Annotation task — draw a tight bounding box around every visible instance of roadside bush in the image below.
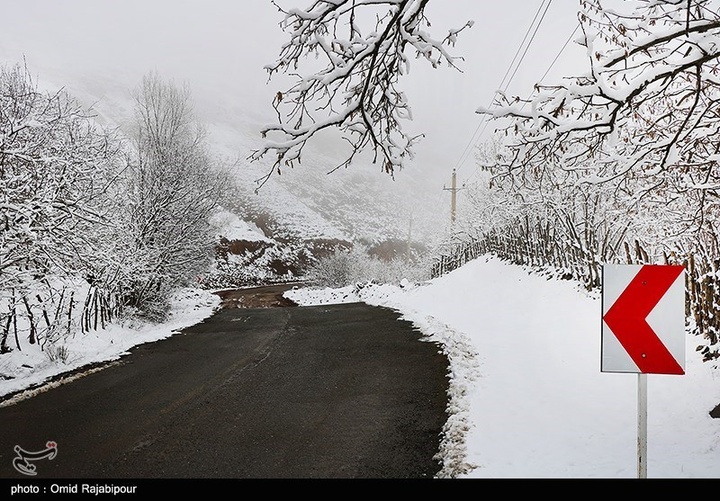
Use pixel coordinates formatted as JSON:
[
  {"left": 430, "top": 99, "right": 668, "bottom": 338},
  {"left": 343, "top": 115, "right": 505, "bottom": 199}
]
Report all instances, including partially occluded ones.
[{"left": 306, "top": 246, "right": 431, "bottom": 288}]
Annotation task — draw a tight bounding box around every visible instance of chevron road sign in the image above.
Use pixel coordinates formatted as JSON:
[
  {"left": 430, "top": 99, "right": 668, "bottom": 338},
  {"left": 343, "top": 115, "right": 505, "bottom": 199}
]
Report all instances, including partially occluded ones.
[{"left": 601, "top": 264, "right": 686, "bottom": 375}]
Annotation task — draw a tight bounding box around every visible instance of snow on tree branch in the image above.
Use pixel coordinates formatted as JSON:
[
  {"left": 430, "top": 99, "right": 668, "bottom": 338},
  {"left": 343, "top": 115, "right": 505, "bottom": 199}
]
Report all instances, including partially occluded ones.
[
  {"left": 477, "top": 0, "right": 720, "bottom": 235},
  {"left": 250, "top": 0, "right": 472, "bottom": 190},
  {"left": 0, "top": 63, "right": 125, "bottom": 290}
]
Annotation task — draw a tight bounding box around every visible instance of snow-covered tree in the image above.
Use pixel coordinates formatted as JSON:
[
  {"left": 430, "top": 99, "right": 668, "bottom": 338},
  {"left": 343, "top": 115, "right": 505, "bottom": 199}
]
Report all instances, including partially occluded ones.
[
  {"left": 251, "top": 0, "right": 473, "bottom": 187},
  {"left": 118, "top": 73, "right": 232, "bottom": 318},
  {"left": 307, "top": 244, "right": 430, "bottom": 287},
  {"left": 0, "top": 63, "right": 124, "bottom": 289},
  {"left": 465, "top": 0, "right": 720, "bottom": 347},
  {"left": 0, "top": 63, "right": 127, "bottom": 350},
  {"left": 479, "top": 0, "right": 720, "bottom": 239}
]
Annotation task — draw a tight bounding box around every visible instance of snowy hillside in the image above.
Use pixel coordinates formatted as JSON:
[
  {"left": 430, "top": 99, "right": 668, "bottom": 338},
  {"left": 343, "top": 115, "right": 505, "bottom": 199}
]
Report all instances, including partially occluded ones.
[
  {"left": 0, "top": 0, "right": 458, "bottom": 281},
  {"left": 189, "top": 94, "right": 450, "bottom": 248},
  {"left": 21, "top": 69, "right": 448, "bottom": 253}
]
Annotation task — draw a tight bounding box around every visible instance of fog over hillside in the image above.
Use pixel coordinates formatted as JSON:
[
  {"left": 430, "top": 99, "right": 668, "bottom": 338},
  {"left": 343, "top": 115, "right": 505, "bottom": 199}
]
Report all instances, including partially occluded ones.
[
  {"left": 0, "top": 1, "right": 462, "bottom": 250},
  {"left": 0, "top": 0, "right": 582, "bottom": 251},
  {"left": 1, "top": 61, "right": 446, "bottom": 250}
]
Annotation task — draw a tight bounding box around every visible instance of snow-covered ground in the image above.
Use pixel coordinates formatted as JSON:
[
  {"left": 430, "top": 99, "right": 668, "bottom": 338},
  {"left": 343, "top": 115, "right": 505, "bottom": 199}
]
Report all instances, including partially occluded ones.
[
  {"left": 2, "top": 255, "right": 719, "bottom": 478},
  {"left": 208, "top": 207, "right": 274, "bottom": 243},
  {"left": 286, "top": 255, "right": 720, "bottom": 478}
]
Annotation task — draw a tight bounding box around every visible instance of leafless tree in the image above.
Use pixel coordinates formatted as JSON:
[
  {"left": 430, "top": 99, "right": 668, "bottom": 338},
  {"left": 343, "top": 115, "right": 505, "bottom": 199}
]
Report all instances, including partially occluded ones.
[
  {"left": 119, "top": 73, "right": 232, "bottom": 318},
  {"left": 0, "top": 62, "right": 124, "bottom": 291},
  {"left": 0, "top": 62, "right": 127, "bottom": 349}
]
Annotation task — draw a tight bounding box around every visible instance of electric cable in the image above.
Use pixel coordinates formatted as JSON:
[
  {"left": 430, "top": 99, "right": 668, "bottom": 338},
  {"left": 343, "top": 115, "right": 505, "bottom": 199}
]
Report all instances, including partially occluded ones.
[
  {"left": 451, "top": 0, "right": 553, "bottom": 176},
  {"left": 460, "top": 20, "right": 581, "bottom": 186}
]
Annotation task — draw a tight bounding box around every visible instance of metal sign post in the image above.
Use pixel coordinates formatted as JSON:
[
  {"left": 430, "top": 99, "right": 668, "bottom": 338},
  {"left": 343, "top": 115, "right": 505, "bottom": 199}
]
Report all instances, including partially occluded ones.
[
  {"left": 637, "top": 373, "right": 647, "bottom": 479},
  {"left": 601, "top": 264, "right": 686, "bottom": 479}
]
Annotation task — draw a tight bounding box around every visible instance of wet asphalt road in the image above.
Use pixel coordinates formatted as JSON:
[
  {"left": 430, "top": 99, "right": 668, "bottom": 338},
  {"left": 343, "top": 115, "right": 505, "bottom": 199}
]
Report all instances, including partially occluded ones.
[{"left": 0, "top": 290, "right": 450, "bottom": 479}]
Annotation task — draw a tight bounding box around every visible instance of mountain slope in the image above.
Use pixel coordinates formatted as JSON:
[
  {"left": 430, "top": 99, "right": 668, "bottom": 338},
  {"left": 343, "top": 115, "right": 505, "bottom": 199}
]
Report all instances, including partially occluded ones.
[{"left": 28, "top": 70, "right": 448, "bottom": 256}]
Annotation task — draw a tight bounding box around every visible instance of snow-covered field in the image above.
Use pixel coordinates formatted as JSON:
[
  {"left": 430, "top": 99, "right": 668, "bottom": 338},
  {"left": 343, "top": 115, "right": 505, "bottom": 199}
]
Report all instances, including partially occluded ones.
[{"left": 2, "top": 254, "right": 719, "bottom": 478}]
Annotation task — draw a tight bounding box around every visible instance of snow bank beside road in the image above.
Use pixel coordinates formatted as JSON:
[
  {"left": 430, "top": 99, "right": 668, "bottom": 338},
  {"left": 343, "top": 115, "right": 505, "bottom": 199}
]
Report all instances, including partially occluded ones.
[
  {"left": 0, "top": 288, "right": 220, "bottom": 401},
  {"left": 286, "top": 255, "right": 720, "bottom": 478}
]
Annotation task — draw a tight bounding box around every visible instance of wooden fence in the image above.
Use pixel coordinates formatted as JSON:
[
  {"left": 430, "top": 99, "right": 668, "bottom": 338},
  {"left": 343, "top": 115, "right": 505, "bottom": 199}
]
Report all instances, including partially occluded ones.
[
  {"left": 1, "top": 284, "right": 119, "bottom": 354},
  {"left": 432, "top": 219, "right": 720, "bottom": 360}
]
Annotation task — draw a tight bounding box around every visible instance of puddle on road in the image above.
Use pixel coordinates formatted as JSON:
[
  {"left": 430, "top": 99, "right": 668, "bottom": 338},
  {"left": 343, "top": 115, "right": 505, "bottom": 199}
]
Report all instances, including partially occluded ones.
[{"left": 213, "top": 286, "right": 299, "bottom": 309}]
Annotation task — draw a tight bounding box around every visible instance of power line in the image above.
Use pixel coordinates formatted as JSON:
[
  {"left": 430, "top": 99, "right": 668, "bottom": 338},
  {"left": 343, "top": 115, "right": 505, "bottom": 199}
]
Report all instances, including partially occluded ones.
[
  {"left": 497, "top": 0, "right": 550, "bottom": 93},
  {"left": 452, "top": 0, "right": 553, "bottom": 175},
  {"left": 537, "top": 22, "right": 581, "bottom": 88},
  {"left": 459, "top": 18, "right": 583, "bottom": 188},
  {"left": 503, "top": 0, "right": 554, "bottom": 94}
]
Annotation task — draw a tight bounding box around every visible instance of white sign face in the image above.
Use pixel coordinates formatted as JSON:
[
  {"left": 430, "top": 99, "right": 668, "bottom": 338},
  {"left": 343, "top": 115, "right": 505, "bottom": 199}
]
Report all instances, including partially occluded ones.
[{"left": 601, "top": 264, "right": 685, "bottom": 375}]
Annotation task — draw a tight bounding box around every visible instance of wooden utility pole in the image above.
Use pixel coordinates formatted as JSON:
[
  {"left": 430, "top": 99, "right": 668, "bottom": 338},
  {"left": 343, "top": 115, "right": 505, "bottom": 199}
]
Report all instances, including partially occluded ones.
[{"left": 443, "top": 169, "right": 460, "bottom": 224}]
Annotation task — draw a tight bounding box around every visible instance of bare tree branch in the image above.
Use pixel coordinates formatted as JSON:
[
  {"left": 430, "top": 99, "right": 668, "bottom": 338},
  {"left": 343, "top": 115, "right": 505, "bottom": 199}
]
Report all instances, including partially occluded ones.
[{"left": 250, "top": 0, "right": 472, "bottom": 190}]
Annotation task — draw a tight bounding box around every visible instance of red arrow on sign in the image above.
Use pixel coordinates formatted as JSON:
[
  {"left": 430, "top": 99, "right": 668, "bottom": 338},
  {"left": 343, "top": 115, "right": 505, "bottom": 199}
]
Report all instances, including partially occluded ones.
[{"left": 603, "top": 265, "right": 684, "bottom": 375}]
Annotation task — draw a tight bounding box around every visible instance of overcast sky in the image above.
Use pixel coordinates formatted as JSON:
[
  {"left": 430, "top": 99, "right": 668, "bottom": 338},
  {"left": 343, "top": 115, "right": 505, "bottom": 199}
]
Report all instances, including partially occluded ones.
[{"left": 0, "top": 0, "right": 585, "bottom": 189}]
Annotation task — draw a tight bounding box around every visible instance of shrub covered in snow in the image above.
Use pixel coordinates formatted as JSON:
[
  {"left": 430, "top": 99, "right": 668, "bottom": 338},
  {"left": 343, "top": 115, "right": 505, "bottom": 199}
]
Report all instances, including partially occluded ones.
[{"left": 306, "top": 245, "right": 431, "bottom": 288}]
